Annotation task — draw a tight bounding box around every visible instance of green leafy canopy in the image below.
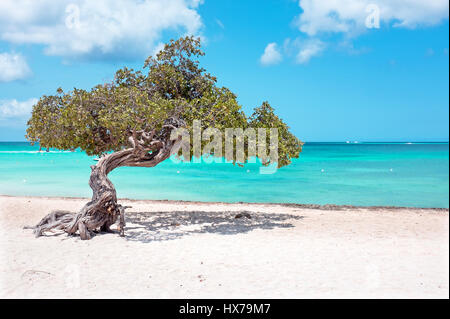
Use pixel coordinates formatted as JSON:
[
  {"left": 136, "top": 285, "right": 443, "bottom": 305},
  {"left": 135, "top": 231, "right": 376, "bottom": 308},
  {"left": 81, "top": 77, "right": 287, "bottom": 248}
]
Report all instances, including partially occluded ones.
[{"left": 26, "top": 36, "right": 303, "bottom": 168}]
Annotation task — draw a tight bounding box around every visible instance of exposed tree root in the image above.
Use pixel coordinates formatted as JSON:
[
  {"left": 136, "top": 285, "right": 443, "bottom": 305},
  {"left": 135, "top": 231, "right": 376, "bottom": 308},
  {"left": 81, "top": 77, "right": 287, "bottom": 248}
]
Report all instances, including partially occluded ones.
[{"left": 31, "top": 204, "right": 127, "bottom": 240}]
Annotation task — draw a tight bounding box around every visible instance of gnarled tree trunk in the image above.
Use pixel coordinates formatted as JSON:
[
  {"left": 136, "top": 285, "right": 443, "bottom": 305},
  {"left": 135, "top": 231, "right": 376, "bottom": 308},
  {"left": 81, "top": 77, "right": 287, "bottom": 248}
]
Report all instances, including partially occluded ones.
[{"left": 31, "top": 119, "right": 183, "bottom": 240}]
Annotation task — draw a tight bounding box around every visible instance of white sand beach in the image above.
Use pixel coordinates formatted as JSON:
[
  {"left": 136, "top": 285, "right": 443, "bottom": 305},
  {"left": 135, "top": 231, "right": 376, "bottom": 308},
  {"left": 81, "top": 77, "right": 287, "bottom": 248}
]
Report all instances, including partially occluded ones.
[{"left": 0, "top": 195, "right": 448, "bottom": 298}]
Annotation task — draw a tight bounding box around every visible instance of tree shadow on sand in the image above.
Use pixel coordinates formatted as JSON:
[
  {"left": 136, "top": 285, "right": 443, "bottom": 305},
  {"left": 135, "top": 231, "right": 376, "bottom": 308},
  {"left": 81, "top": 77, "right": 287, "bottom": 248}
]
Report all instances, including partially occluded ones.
[{"left": 124, "top": 210, "right": 304, "bottom": 243}]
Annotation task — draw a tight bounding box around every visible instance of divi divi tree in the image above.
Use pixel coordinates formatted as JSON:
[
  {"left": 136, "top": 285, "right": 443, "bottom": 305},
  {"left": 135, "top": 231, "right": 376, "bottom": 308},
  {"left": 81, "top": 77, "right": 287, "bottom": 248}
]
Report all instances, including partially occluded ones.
[{"left": 26, "top": 37, "right": 303, "bottom": 240}]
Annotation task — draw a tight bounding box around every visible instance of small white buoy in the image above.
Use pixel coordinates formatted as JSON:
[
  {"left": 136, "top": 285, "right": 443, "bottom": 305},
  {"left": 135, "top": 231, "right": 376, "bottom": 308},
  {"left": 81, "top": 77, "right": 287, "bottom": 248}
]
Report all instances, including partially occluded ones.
[
  {"left": 177, "top": 170, "right": 180, "bottom": 174},
  {"left": 246, "top": 169, "right": 250, "bottom": 173},
  {"left": 321, "top": 169, "right": 325, "bottom": 173},
  {"left": 23, "top": 179, "right": 27, "bottom": 183},
  {"left": 390, "top": 168, "right": 393, "bottom": 172}
]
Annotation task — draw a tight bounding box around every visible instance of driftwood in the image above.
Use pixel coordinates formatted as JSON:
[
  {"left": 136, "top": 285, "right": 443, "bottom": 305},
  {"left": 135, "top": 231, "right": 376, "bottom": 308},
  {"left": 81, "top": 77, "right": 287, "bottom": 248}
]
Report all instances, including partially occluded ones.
[{"left": 31, "top": 118, "right": 184, "bottom": 240}]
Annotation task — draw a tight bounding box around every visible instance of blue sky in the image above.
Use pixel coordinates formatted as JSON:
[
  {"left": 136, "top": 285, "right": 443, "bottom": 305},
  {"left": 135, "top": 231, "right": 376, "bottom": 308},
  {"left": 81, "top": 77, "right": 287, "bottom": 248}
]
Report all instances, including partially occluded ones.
[{"left": 0, "top": 0, "right": 448, "bottom": 142}]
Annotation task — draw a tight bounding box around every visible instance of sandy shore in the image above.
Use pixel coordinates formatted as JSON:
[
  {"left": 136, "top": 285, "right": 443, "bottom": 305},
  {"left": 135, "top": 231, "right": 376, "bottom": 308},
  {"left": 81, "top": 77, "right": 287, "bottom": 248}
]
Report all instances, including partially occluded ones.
[{"left": 0, "top": 195, "right": 448, "bottom": 298}]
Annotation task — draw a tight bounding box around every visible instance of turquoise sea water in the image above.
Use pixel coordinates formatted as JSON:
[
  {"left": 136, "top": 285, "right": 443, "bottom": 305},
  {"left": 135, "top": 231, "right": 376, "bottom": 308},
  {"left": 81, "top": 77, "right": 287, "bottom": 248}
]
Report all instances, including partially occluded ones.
[{"left": 0, "top": 142, "right": 448, "bottom": 208}]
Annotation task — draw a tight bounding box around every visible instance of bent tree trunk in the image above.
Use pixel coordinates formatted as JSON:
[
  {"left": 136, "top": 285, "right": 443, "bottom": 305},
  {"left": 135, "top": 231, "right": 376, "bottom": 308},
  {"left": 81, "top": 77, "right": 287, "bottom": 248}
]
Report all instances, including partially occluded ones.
[
  {"left": 32, "top": 120, "right": 182, "bottom": 240},
  {"left": 32, "top": 149, "right": 132, "bottom": 239}
]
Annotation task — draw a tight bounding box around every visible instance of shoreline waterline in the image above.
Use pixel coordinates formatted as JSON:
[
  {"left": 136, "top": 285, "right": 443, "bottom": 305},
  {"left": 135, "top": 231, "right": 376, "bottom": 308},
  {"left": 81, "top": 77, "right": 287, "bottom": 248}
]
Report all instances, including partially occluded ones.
[{"left": 1, "top": 194, "right": 448, "bottom": 211}]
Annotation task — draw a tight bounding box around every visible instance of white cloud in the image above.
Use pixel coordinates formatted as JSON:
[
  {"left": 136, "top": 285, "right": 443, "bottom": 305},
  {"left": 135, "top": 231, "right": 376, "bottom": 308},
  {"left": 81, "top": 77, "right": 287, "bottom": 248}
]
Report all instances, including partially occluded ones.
[
  {"left": 151, "top": 42, "right": 166, "bottom": 57},
  {"left": 0, "top": 0, "right": 204, "bottom": 60},
  {"left": 260, "top": 43, "right": 282, "bottom": 65},
  {"left": 296, "top": 0, "right": 449, "bottom": 36},
  {"left": 0, "top": 98, "right": 38, "bottom": 120},
  {"left": 0, "top": 52, "right": 31, "bottom": 82},
  {"left": 287, "top": 0, "right": 449, "bottom": 63},
  {"left": 296, "top": 39, "right": 325, "bottom": 64}
]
